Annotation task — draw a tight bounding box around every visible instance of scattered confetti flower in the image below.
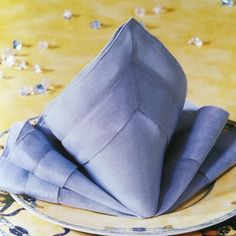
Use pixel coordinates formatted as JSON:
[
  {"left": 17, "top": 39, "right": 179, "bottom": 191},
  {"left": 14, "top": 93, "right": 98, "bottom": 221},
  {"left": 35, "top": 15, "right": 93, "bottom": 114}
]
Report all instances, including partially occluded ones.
[
  {"left": 134, "top": 7, "right": 146, "bottom": 16},
  {"left": 33, "top": 84, "right": 46, "bottom": 94},
  {"left": 90, "top": 20, "right": 101, "bottom": 29},
  {"left": 16, "top": 59, "right": 28, "bottom": 70},
  {"left": 221, "top": 0, "right": 234, "bottom": 6},
  {"left": 4, "top": 55, "right": 15, "bottom": 67},
  {"left": 12, "top": 40, "right": 22, "bottom": 50},
  {"left": 188, "top": 37, "right": 203, "bottom": 47},
  {"left": 41, "top": 78, "right": 51, "bottom": 90},
  {"left": 33, "top": 64, "right": 42, "bottom": 74},
  {"left": 37, "top": 41, "right": 49, "bottom": 50},
  {"left": 153, "top": 6, "right": 163, "bottom": 14},
  {"left": 20, "top": 79, "right": 52, "bottom": 96},
  {"left": 19, "top": 86, "right": 32, "bottom": 96},
  {"left": 1, "top": 49, "right": 15, "bottom": 67},
  {"left": 63, "top": 10, "right": 73, "bottom": 20}
]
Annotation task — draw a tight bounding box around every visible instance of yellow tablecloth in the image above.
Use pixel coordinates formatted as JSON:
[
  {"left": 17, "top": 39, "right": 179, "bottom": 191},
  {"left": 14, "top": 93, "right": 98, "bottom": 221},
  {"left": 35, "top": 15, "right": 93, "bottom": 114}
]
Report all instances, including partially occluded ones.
[{"left": 0, "top": 0, "right": 235, "bottom": 235}]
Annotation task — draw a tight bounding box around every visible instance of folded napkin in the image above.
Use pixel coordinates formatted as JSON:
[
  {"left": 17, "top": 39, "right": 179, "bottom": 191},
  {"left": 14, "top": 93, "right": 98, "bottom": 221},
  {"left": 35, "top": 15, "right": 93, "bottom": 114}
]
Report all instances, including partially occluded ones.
[{"left": 1, "top": 18, "right": 236, "bottom": 218}]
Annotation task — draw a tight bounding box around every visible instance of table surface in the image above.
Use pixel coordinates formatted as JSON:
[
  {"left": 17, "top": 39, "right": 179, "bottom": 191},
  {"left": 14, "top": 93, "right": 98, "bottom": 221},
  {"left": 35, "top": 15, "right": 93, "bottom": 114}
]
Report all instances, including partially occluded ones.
[{"left": 0, "top": 0, "right": 236, "bottom": 235}]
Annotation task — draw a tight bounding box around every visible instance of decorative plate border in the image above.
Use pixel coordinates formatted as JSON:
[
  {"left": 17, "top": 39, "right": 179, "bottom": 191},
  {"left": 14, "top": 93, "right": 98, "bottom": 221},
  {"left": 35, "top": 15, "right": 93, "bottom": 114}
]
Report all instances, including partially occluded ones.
[{"left": 11, "top": 190, "right": 236, "bottom": 236}]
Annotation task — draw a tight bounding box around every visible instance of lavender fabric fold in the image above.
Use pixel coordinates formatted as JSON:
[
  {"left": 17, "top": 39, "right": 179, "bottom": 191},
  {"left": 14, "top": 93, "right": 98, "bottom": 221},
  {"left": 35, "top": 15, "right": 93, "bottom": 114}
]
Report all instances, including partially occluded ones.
[
  {"left": 4, "top": 121, "right": 134, "bottom": 217},
  {"left": 157, "top": 105, "right": 229, "bottom": 214},
  {"left": 1, "top": 18, "right": 236, "bottom": 218},
  {"left": 0, "top": 159, "right": 127, "bottom": 216},
  {"left": 0, "top": 129, "right": 127, "bottom": 216},
  {"left": 167, "top": 108, "right": 236, "bottom": 212}
]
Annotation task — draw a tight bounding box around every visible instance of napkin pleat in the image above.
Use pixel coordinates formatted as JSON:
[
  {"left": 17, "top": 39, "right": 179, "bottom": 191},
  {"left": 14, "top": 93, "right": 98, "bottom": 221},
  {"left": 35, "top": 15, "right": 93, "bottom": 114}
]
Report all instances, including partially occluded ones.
[
  {"left": 57, "top": 188, "right": 131, "bottom": 217},
  {"left": 7, "top": 122, "right": 77, "bottom": 188},
  {"left": 169, "top": 127, "right": 236, "bottom": 212},
  {"left": 5, "top": 121, "right": 134, "bottom": 215},
  {"left": 64, "top": 170, "right": 135, "bottom": 216},
  {"left": 0, "top": 159, "right": 130, "bottom": 216},
  {"left": 157, "top": 106, "right": 228, "bottom": 214},
  {"left": 0, "top": 160, "right": 59, "bottom": 203}
]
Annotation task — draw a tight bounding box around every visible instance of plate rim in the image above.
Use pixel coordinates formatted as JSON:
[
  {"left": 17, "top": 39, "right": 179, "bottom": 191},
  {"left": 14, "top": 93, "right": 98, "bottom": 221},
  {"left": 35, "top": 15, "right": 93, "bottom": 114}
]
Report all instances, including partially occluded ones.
[{"left": 11, "top": 193, "right": 236, "bottom": 236}]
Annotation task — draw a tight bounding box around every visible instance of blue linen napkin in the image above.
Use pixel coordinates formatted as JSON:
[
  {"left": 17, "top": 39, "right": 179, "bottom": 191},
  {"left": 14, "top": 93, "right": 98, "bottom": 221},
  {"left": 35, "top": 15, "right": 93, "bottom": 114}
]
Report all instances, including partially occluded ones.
[{"left": 0, "top": 18, "right": 236, "bottom": 218}]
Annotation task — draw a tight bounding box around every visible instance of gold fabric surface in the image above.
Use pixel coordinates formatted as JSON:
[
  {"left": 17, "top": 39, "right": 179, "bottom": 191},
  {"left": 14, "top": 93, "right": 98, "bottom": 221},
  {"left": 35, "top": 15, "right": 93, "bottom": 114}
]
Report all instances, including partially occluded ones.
[{"left": 0, "top": 0, "right": 235, "bottom": 235}]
